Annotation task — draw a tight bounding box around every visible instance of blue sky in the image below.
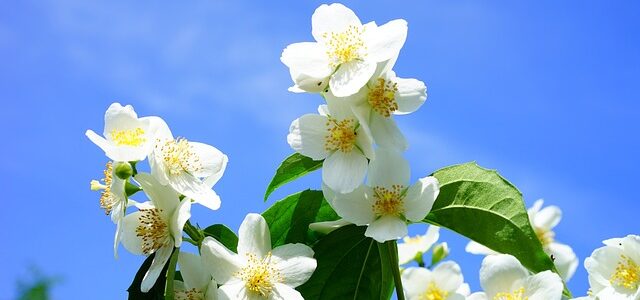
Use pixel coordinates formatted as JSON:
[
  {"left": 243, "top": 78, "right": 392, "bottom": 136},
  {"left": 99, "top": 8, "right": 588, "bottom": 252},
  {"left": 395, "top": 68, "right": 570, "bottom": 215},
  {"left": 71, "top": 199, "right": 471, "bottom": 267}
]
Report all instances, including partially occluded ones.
[{"left": 1, "top": 0, "right": 638, "bottom": 298}]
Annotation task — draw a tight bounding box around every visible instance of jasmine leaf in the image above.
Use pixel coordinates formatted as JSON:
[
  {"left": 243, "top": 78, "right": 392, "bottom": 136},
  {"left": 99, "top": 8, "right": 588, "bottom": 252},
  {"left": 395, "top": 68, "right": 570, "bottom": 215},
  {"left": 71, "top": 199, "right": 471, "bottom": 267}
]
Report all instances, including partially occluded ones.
[{"left": 264, "top": 153, "right": 323, "bottom": 201}]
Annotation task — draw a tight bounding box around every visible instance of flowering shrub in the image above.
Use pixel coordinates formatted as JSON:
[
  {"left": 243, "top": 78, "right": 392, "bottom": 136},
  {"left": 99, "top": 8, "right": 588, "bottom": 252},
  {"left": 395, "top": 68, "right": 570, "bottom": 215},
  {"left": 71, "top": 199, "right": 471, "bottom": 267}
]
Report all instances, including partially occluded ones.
[{"left": 86, "top": 3, "right": 637, "bottom": 300}]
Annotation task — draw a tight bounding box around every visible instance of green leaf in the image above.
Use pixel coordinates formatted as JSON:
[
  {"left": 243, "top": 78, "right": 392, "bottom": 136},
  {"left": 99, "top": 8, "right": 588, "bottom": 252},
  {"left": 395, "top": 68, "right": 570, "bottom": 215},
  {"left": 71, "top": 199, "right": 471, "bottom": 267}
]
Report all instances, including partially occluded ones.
[
  {"left": 203, "top": 224, "right": 239, "bottom": 252},
  {"left": 128, "top": 252, "right": 169, "bottom": 300},
  {"left": 297, "top": 225, "right": 394, "bottom": 300},
  {"left": 425, "top": 162, "right": 571, "bottom": 296},
  {"left": 163, "top": 247, "right": 180, "bottom": 300},
  {"left": 264, "top": 153, "right": 323, "bottom": 201},
  {"left": 262, "top": 190, "right": 339, "bottom": 248}
]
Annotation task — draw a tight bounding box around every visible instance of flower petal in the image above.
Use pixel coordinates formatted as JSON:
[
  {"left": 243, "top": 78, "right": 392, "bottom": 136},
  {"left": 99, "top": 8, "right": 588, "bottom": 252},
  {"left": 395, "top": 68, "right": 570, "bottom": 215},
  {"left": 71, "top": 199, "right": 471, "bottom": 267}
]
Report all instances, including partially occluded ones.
[
  {"left": 355, "top": 122, "right": 375, "bottom": 160},
  {"left": 401, "top": 267, "right": 431, "bottom": 298},
  {"left": 522, "top": 271, "right": 563, "bottom": 300},
  {"left": 322, "top": 150, "right": 368, "bottom": 194},
  {"left": 479, "top": 254, "right": 529, "bottom": 297},
  {"left": 171, "top": 198, "right": 192, "bottom": 247},
  {"left": 179, "top": 252, "right": 210, "bottom": 290},
  {"left": 367, "top": 147, "right": 410, "bottom": 188},
  {"left": 288, "top": 69, "right": 329, "bottom": 93},
  {"left": 201, "top": 237, "right": 244, "bottom": 284},
  {"left": 465, "top": 241, "right": 499, "bottom": 256},
  {"left": 585, "top": 244, "right": 624, "bottom": 287},
  {"left": 432, "top": 261, "right": 464, "bottom": 292},
  {"left": 370, "top": 113, "right": 408, "bottom": 150},
  {"left": 311, "top": 3, "right": 362, "bottom": 42},
  {"left": 364, "top": 215, "right": 407, "bottom": 243},
  {"left": 327, "top": 185, "right": 376, "bottom": 226},
  {"left": 135, "top": 172, "right": 180, "bottom": 219},
  {"left": 170, "top": 173, "right": 221, "bottom": 211},
  {"left": 621, "top": 234, "right": 640, "bottom": 264},
  {"left": 120, "top": 211, "right": 145, "bottom": 255},
  {"left": 188, "top": 142, "right": 228, "bottom": 185},
  {"left": 217, "top": 280, "right": 246, "bottom": 300},
  {"left": 308, "top": 219, "right": 351, "bottom": 235},
  {"left": 205, "top": 279, "right": 219, "bottom": 300},
  {"left": 364, "top": 19, "right": 408, "bottom": 62},
  {"left": 394, "top": 77, "right": 427, "bottom": 115},
  {"left": 532, "top": 204, "right": 562, "bottom": 231},
  {"left": 272, "top": 243, "right": 317, "bottom": 288},
  {"left": 467, "top": 292, "right": 489, "bottom": 300},
  {"left": 546, "top": 242, "right": 578, "bottom": 281},
  {"left": 141, "top": 245, "right": 174, "bottom": 293},
  {"left": 85, "top": 130, "right": 117, "bottom": 159},
  {"left": 272, "top": 283, "right": 304, "bottom": 300},
  {"left": 403, "top": 176, "right": 439, "bottom": 222},
  {"left": 237, "top": 213, "right": 271, "bottom": 258},
  {"left": 330, "top": 60, "right": 377, "bottom": 97},
  {"left": 287, "top": 114, "right": 330, "bottom": 161},
  {"left": 281, "top": 42, "right": 332, "bottom": 79}
]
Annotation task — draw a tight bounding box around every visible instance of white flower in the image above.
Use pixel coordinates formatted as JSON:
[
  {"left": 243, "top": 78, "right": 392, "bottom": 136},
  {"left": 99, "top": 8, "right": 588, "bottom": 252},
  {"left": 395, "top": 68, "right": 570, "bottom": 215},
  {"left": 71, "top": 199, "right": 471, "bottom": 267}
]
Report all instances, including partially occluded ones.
[
  {"left": 120, "top": 173, "right": 192, "bottom": 292},
  {"left": 584, "top": 235, "right": 640, "bottom": 299},
  {"left": 465, "top": 199, "right": 578, "bottom": 281},
  {"left": 90, "top": 161, "right": 133, "bottom": 257},
  {"left": 281, "top": 3, "right": 407, "bottom": 97},
  {"left": 149, "top": 124, "right": 228, "bottom": 211},
  {"left": 346, "top": 61, "right": 427, "bottom": 150},
  {"left": 200, "top": 214, "right": 317, "bottom": 300},
  {"left": 402, "top": 262, "right": 468, "bottom": 300},
  {"left": 397, "top": 226, "right": 440, "bottom": 265},
  {"left": 467, "top": 254, "right": 563, "bottom": 300},
  {"left": 287, "top": 97, "right": 374, "bottom": 194},
  {"left": 175, "top": 252, "right": 218, "bottom": 300},
  {"left": 323, "top": 148, "right": 439, "bottom": 243},
  {"left": 86, "top": 103, "right": 165, "bottom": 162}
]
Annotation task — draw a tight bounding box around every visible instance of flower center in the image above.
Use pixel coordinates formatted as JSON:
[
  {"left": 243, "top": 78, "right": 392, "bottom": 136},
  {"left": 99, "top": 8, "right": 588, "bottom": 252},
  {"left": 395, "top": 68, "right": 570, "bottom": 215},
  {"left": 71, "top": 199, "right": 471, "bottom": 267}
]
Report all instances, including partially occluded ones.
[
  {"left": 175, "top": 288, "right": 204, "bottom": 300},
  {"left": 92, "top": 162, "right": 116, "bottom": 215},
  {"left": 110, "top": 128, "right": 146, "bottom": 146},
  {"left": 610, "top": 255, "right": 640, "bottom": 290},
  {"left": 534, "top": 227, "right": 555, "bottom": 248},
  {"left": 368, "top": 78, "right": 399, "bottom": 117},
  {"left": 136, "top": 208, "right": 171, "bottom": 254},
  {"left": 158, "top": 138, "right": 201, "bottom": 176},
  {"left": 235, "top": 252, "right": 283, "bottom": 297},
  {"left": 324, "top": 117, "right": 358, "bottom": 153},
  {"left": 419, "top": 282, "right": 448, "bottom": 300},
  {"left": 494, "top": 288, "right": 527, "bottom": 300},
  {"left": 322, "top": 25, "right": 366, "bottom": 67},
  {"left": 372, "top": 185, "right": 405, "bottom": 217}
]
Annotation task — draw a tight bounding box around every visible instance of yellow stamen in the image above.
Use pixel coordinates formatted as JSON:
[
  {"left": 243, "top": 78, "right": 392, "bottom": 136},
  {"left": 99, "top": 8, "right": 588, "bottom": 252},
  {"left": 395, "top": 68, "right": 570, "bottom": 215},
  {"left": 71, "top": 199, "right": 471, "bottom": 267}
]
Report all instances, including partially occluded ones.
[
  {"left": 610, "top": 255, "right": 640, "bottom": 290},
  {"left": 110, "top": 128, "right": 146, "bottom": 146},
  {"left": 372, "top": 185, "right": 405, "bottom": 217},
  {"left": 322, "top": 25, "right": 366, "bottom": 67},
  {"left": 157, "top": 138, "right": 201, "bottom": 176},
  {"left": 175, "top": 288, "right": 204, "bottom": 300},
  {"left": 494, "top": 288, "right": 527, "bottom": 300},
  {"left": 324, "top": 117, "right": 358, "bottom": 153},
  {"left": 136, "top": 208, "right": 170, "bottom": 255},
  {"left": 94, "top": 162, "right": 116, "bottom": 215},
  {"left": 419, "top": 282, "right": 448, "bottom": 300},
  {"left": 368, "top": 78, "right": 399, "bottom": 117},
  {"left": 235, "top": 252, "right": 283, "bottom": 297},
  {"left": 534, "top": 227, "right": 555, "bottom": 247}
]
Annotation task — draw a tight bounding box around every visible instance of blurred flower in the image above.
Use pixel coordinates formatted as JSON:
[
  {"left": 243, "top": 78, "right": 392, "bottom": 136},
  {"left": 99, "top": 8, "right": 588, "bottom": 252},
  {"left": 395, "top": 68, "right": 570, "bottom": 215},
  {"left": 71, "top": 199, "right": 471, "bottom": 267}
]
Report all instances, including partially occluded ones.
[
  {"left": 467, "top": 254, "right": 563, "bottom": 300},
  {"left": 288, "top": 99, "right": 374, "bottom": 194},
  {"left": 175, "top": 252, "right": 218, "bottom": 300},
  {"left": 402, "top": 262, "right": 469, "bottom": 300},
  {"left": 397, "top": 226, "right": 440, "bottom": 265},
  {"left": 150, "top": 123, "right": 228, "bottom": 211},
  {"left": 584, "top": 235, "right": 640, "bottom": 299},
  {"left": 86, "top": 103, "right": 164, "bottom": 162},
  {"left": 465, "top": 199, "right": 578, "bottom": 281},
  {"left": 200, "top": 214, "right": 317, "bottom": 300},
  {"left": 120, "top": 173, "right": 192, "bottom": 292},
  {"left": 323, "top": 148, "right": 439, "bottom": 243},
  {"left": 281, "top": 3, "right": 407, "bottom": 97}
]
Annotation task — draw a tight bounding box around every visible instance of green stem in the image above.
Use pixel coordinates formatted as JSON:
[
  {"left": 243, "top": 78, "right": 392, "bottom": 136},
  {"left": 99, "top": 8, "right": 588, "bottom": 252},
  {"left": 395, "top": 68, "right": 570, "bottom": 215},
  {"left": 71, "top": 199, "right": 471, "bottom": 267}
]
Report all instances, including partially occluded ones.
[
  {"left": 414, "top": 252, "right": 425, "bottom": 268},
  {"left": 386, "top": 240, "right": 405, "bottom": 300},
  {"left": 183, "top": 220, "right": 204, "bottom": 246}
]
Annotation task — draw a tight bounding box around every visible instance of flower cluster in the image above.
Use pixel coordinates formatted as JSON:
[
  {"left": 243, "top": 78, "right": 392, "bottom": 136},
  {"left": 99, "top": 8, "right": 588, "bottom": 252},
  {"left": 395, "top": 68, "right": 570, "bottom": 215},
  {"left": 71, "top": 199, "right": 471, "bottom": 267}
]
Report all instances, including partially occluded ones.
[
  {"left": 282, "top": 3, "right": 439, "bottom": 243},
  {"left": 86, "top": 104, "right": 316, "bottom": 298}
]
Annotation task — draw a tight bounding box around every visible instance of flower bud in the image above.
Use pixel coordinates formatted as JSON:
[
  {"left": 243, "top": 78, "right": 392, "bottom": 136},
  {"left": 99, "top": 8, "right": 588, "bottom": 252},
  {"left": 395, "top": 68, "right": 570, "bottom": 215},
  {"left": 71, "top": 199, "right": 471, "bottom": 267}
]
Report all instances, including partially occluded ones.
[
  {"left": 114, "top": 162, "right": 133, "bottom": 180},
  {"left": 431, "top": 242, "right": 449, "bottom": 266}
]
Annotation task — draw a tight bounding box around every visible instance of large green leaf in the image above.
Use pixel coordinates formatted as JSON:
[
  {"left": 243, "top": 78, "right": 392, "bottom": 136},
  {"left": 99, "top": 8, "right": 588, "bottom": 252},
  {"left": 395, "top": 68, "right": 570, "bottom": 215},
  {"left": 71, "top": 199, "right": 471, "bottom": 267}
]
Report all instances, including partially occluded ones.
[
  {"left": 297, "top": 225, "right": 394, "bottom": 300},
  {"left": 262, "top": 189, "right": 339, "bottom": 248},
  {"left": 203, "top": 224, "right": 239, "bottom": 252},
  {"left": 425, "top": 162, "right": 568, "bottom": 293},
  {"left": 128, "top": 250, "right": 173, "bottom": 300},
  {"left": 264, "top": 153, "right": 323, "bottom": 201}
]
